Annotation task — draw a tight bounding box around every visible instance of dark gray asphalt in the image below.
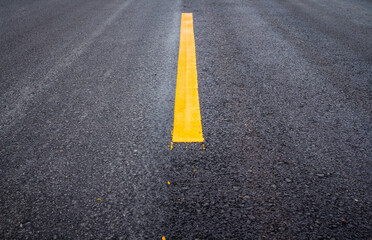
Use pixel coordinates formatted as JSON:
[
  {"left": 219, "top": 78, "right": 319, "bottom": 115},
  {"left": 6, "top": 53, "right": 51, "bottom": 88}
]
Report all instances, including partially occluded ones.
[{"left": 1, "top": 0, "right": 371, "bottom": 239}]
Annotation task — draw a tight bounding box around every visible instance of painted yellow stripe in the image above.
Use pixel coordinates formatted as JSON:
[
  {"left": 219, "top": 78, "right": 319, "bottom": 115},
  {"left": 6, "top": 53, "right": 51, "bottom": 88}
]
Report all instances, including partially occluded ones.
[{"left": 172, "top": 13, "right": 204, "bottom": 142}]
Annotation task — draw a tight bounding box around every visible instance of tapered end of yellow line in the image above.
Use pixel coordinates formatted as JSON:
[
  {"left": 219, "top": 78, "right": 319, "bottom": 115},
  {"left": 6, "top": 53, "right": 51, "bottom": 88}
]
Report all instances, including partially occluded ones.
[{"left": 172, "top": 135, "right": 204, "bottom": 143}]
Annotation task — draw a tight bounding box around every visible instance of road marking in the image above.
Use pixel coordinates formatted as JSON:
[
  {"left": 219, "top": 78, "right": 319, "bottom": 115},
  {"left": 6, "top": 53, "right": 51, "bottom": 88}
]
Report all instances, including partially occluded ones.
[{"left": 172, "top": 13, "right": 204, "bottom": 142}]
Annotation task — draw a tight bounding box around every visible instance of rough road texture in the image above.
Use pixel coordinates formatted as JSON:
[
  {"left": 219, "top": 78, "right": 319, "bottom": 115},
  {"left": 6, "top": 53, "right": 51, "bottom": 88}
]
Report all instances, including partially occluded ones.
[{"left": 1, "top": 0, "right": 371, "bottom": 239}]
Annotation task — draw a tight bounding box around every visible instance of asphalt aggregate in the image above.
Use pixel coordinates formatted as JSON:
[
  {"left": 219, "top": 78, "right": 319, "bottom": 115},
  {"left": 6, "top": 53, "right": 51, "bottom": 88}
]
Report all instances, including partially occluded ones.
[{"left": 1, "top": 0, "right": 371, "bottom": 239}]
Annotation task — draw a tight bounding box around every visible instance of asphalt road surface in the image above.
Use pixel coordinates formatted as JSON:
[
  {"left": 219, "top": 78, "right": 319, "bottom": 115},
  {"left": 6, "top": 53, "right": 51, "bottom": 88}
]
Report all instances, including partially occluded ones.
[{"left": 1, "top": 0, "right": 371, "bottom": 239}]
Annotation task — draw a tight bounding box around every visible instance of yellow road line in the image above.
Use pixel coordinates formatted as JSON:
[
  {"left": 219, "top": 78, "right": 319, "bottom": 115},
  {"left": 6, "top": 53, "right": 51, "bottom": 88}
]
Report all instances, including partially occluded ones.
[{"left": 172, "top": 13, "right": 204, "bottom": 143}]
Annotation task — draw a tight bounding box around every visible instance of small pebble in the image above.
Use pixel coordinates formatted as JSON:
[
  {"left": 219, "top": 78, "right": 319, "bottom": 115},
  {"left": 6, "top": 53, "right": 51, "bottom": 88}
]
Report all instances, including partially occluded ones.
[{"left": 248, "top": 215, "right": 256, "bottom": 220}]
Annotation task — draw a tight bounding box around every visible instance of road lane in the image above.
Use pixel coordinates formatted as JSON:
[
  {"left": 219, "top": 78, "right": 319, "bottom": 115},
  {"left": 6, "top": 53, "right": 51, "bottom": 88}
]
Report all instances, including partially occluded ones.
[
  {"left": 1, "top": 0, "right": 371, "bottom": 239},
  {"left": 168, "top": 0, "right": 371, "bottom": 238},
  {"left": 1, "top": 0, "right": 181, "bottom": 238}
]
